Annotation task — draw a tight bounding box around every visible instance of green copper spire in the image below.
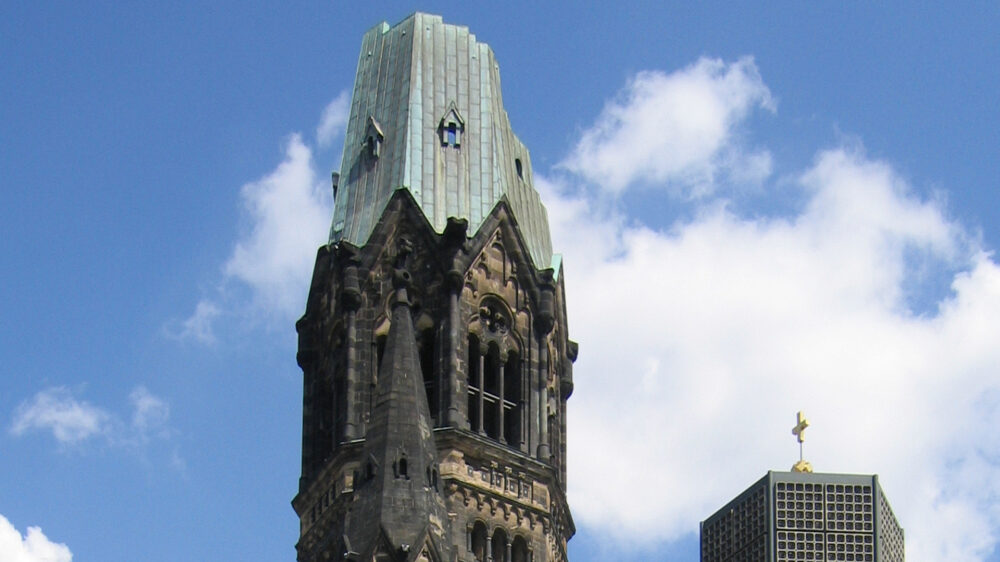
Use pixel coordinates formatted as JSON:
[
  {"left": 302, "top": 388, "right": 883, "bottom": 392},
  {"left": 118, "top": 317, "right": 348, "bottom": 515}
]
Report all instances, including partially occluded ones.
[{"left": 330, "top": 13, "right": 556, "bottom": 271}]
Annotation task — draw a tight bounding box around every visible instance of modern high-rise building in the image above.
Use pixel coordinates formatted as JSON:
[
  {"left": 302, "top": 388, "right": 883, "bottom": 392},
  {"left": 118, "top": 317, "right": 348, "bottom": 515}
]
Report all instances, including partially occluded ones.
[
  {"left": 700, "top": 471, "right": 905, "bottom": 562},
  {"left": 292, "top": 13, "right": 576, "bottom": 562}
]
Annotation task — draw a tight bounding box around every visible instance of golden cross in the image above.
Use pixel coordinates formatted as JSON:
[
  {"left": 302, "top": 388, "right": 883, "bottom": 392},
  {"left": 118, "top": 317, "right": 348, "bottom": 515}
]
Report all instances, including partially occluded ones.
[
  {"left": 792, "top": 411, "right": 809, "bottom": 444},
  {"left": 790, "top": 411, "right": 813, "bottom": 472}
]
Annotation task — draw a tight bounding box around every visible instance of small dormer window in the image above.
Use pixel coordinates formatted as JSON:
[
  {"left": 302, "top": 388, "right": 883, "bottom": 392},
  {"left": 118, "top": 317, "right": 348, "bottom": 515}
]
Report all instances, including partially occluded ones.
[
  {"left": 365, "top": 135, "right": 379, "bottom": 158},
  {"left": 363, "top": 116, "right": 384, "bottom": 160},
  {"left": 515, "top": 158, "right": 523, "bottom": 179},
  {"left": 438, "top": 102, "right": 465, "bottom": 148}
]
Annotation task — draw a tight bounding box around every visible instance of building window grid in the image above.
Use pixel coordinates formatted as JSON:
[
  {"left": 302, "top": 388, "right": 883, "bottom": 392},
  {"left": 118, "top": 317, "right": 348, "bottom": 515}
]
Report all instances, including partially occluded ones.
[
  {"left": 702, "top": 486, "right": 767, "bottom": 562},
  {"left": 775, "top": 482, "right": 825, "bottom": 531},
  {"left": 773, "top": 481, "right": 881, "bottom": 562},
  {"left": 878, "top": 492, "right": 905, "bottom": 562},
  {"left": 776, "top": 531, "right": 825, "bottom": 561},
  {"left": 824, "top": 533, "right": 874, "bottom": 561},
  {"left": 707, "top": 480, "right": 896, "bottom": 562},
  {"left": 824, "top": 484, "right": 873, "bottom": 533},
  {"left": 701, "top": 511, "right": 732, "bottom": 560},
  {"left": 774, "top": 482, "right": 826, "bottom": 561}
]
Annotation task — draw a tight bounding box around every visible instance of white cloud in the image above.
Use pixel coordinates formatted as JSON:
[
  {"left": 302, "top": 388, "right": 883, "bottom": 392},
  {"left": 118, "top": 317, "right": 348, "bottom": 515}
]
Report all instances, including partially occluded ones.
[
  {"left": 129, "top": 386, "right": 170, "bottom": 438},
  {"left": 0, "top": 515, "right": 71, "bottom": 562},
  {"left": 316, "top": 90, "right": 351, "bottom": 148},
  {"left": 10, "top": 386, "right": 176, "bottom": 455},
  {"left": 561, "top": 57, "right": 774, "bottom": 195},
  {"left": 178, "top": 128, "right": 334, "bottom": 341},
  {"left": 9, "top": 387, "right": 110, "bottom": 444},
  {"left": 223, "top": 133, "right": 332, "bottom": 322},
  {"left": 176, "top": 95, "right": 346, "bottom": 342},
  {"left": 542, "top": 145, "right": 1000, "bottom": 561},
  {"left": 172, "top": 299, "right": 220, "bottom": 344}
]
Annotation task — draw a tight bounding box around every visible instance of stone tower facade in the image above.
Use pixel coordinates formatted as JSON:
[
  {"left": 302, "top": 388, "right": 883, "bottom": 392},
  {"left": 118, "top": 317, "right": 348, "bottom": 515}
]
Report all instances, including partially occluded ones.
[{"left": 292, "top": 13, "right": 576, "bottom": 562}]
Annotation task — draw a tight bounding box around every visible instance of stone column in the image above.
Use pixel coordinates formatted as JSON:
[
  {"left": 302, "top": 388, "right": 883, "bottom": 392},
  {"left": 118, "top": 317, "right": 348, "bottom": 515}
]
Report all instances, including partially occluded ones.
[
  {"left": 342, "top": 261, "right": 362, "bottom": 440},
  {"left": 478, "top": 352, "right": 486, "bottom": 435},
  {"left": 537, "top": 342, "right": 550, "bottom": 460},
  {"left": 445, "top": 268, "right": 465, "bottom": 429},
  {"left": 442, "top": 218, "right": 469, "bottom": 430},
  {"left": 535, "top": 282, "right": 555, "bottom": 461},
  {"left": 498, "top": 353, "right": 506, "bottom": 444}
]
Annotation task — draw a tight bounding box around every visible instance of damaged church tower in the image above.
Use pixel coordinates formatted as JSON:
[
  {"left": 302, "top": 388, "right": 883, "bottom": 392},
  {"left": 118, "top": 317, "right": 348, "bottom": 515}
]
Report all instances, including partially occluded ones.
[{"left": 293, "top": 13, "right": 576, "bottom": 562}]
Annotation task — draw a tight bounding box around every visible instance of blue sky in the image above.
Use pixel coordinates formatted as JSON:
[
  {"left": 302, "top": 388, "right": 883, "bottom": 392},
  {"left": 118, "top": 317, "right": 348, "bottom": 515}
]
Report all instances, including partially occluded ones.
[{"left": 2, "top": 3, "right": 999, "bottom": 561}]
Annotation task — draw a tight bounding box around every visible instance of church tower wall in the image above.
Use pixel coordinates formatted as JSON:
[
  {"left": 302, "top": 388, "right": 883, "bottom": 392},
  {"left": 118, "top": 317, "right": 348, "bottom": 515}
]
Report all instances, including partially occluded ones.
[{"left": 292, "top": 13, "right": 575, "bottom": 562}]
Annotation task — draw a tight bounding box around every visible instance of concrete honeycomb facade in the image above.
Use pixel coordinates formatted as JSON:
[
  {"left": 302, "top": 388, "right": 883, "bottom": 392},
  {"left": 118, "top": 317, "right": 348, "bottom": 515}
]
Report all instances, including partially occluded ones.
[{"left": 701, "top": 471, "right": 904, "bottom": 562}]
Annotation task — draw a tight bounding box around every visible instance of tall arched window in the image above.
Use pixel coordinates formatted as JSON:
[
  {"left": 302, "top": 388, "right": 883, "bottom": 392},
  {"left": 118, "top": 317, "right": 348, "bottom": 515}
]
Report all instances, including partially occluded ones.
[
  {"left": 511, "top": 536, "right": 529, "bottom": 562},
  {"left": 468, "top": 298, "right": 522, "bottom": 448},
  {"left": 375, "top": 334, "right": 387, "bottom": 371},
  {"left": 503, "top": 351, "right": 521, "bottom": 446},
  {"left": 470, "top": 521, "right": 488, "bottom": 561},
  {"left": 419, "top": 329, "right": 438, "bottom": 423},
  {"left": 491, "top": 528, "right": 509, "bottom": 562},
  {"left": 467, "top": 335, "right": 522, "bottom": 447},
  {"left": 467, "top": 335, "right": 481, "bottom": 434},
  {"left": 482, "top": 343, "right": 501, "bottom": 440}
]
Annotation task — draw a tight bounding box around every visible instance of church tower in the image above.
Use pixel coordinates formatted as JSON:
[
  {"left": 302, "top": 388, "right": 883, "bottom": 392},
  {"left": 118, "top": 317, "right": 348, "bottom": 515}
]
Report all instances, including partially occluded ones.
[{"left": 292, "top": 13, "right": 576, "bottom": 562}]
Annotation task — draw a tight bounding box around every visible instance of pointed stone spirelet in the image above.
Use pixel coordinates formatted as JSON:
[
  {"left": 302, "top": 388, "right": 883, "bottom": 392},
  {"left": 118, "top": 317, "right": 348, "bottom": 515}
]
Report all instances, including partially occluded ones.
[{"left": 343, "top": 264, "right": 449, "bottom": 560}]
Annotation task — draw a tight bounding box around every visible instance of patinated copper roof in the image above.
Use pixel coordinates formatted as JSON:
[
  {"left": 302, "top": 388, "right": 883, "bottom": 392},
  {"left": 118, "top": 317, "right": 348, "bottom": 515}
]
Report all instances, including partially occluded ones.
[{"left": 330, "top": 13, "right": 557, "bottom": 271}]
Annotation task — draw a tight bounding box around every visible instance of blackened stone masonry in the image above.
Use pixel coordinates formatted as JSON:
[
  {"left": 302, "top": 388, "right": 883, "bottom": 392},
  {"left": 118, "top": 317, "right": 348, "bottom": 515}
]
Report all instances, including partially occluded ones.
[{"left": 292, "top": 13, "right": 576, "bottom": 562}]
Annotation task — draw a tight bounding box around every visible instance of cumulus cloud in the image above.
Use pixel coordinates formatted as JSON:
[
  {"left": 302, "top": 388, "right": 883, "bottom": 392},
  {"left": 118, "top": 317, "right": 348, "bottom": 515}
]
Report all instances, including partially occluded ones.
[
  {"left": 543, "top": 140, "right": 1000, "bottom": 560},
  {"left": 177, "top": 94, "right": 344, "bottom": 342},
  {"left": 561, "top": 56, "right": 774, "bottom": 195},
  {"left": 0, "top": 515, "right": 72, "bottom": 562},
  {"left": 316, "top": 90, "right": 351, "bottom": 148},
  {"left": 9, "top": 387, "right": 110, "bottom": 444},
  {"left": 10, "top": 386, "right": 175, "bottom": 453},
  {"left": 223, "top": 134, "right": 332, "bottom": 321},
  {"left": 129, "top": 386, "right": 170, "bottom": 439},
  {"left": 171, "top": 299, "right": 220, "bottom": 345}
]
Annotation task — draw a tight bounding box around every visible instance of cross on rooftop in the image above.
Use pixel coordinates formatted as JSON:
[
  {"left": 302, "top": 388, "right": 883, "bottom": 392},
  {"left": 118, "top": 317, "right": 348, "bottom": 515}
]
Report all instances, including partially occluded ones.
[
  {"left": 792, "top": 411, "right": 809, "bottom": 444},
  {"left": 791, "top": 411, "right": 813, "bottom": 473}
]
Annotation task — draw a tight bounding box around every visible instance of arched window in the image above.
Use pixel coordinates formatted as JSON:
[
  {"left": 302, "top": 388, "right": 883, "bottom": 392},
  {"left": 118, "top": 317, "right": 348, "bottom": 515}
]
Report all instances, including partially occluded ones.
[
  {"left": 511, "top": 536, "right": 529, "bottom": 562},
  {"left": 375, "top": 334, "right": 387, "bottom": 371},
  {"left": 482, "top": 344, "right": 501, "bottom": 440},
  {"left": 491, "top": 528, "right": 509, "bottom": 562},
  {"left": 333, "top": 368, "right": 346, "bottom": 444},
  {"left": 419, "top": 329, "right": 438, "bottom": 422},
  {"left": 470, "top": 521, "right": 488, "bottom": 561},
  {"left": 467, "top": 335, "right": 481, "bottom": 433},
  {"left": 467, "top": 327, "right": 522, "bottom": 448},
  {"left": 425, "top": 466, "right": 439, "bottom": 492},
  {"left": 503, "top": 351, "right": 521, "bottom": 446}
]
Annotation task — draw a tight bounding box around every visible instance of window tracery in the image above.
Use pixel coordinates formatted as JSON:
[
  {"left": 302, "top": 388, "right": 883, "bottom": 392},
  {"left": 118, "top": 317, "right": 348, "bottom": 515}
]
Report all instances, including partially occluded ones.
[{"left": 467, "top": 298, "right": 522, "bottom": 447}]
